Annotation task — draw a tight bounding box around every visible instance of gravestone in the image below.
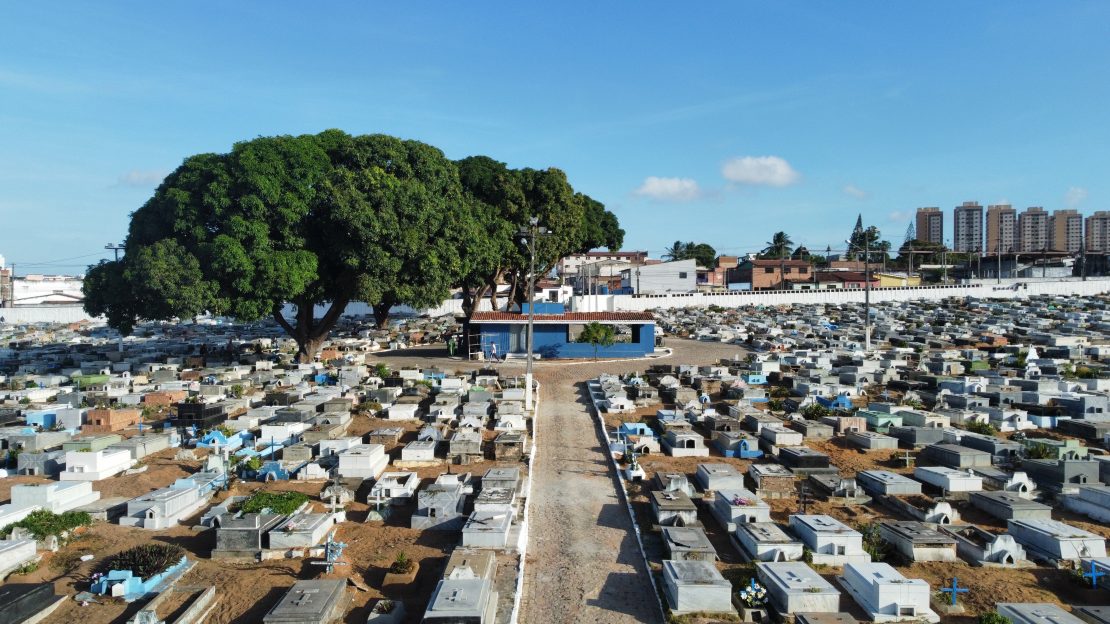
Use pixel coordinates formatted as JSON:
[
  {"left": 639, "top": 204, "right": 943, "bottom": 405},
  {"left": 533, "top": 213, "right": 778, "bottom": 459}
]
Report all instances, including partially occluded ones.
[
  {"left": 0, "top": 583, "right": 61, "bottom": 624},
  {"left": 264, "top": 579, "right": 348, "bottom": 624}
]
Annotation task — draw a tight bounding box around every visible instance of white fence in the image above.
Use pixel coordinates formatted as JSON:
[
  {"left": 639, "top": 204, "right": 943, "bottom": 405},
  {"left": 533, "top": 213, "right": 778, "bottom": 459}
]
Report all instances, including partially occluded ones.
[{"left": 0, "top": 306, "right": 96, "bottom": 324}]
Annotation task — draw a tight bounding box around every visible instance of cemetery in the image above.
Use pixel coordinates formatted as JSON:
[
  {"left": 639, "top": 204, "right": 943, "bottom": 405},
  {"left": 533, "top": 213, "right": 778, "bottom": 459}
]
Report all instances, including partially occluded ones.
[{"left": 756, "top": 561, "right": 842, "bottom": 615}]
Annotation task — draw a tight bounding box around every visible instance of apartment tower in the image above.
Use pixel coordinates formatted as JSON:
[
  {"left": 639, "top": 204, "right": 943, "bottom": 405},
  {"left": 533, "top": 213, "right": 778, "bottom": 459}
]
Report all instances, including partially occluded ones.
[
  {"left": 1017, "top": 207, "right": 1049, "bottom": 252},
  {"left": 914, "top": 207, "right": 944, "bottom": 245},
  {"left": 986, "top": 204, "right": 1016, "bottom": 254},
  {"left": 952, "top": 201, "right": 984, "bottom": 253},
  {"left": 1087, "top": 211, "right": 1110, "bottom": 253},
  {"left": 1049, "top": 209, "right": 1083, "bottom": 253}
]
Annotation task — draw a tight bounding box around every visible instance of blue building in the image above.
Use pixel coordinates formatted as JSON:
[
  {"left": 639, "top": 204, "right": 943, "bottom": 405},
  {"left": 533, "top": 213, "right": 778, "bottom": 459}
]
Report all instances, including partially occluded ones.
[{"left": 470, "top": 305, "right": 655, "bottom": 359}]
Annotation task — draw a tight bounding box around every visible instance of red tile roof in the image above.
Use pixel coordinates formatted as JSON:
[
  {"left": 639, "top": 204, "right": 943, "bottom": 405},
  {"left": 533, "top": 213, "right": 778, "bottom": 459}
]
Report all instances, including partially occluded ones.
[{"left": 470, "top": 311, "right": 655, "bottom": 323}]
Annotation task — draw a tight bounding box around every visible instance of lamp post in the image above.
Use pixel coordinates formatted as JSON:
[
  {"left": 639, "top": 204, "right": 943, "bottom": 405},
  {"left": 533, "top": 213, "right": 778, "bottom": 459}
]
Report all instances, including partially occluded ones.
[
  {"left": 519, "top": 217, "right": 550, "bottom": 411},
  {"left": 105, "top": 243, "right": 125, "bottom": 261}
]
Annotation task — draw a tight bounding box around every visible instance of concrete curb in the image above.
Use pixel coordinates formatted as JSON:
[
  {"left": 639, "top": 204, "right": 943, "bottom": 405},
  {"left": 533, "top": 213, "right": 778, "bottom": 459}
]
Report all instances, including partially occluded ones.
[{"left": 508, "top": 380, "right": 540, "bottom": 624}]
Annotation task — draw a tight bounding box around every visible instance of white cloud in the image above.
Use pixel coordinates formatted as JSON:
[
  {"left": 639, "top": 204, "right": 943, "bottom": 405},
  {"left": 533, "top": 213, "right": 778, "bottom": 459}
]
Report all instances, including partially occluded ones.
[
  {"left": 1065, "top": 186, "right": 1088, "bottom": 208},
  {"left": 843, "top": 184, "right": 868, "bottom": 200},
  {"left": 633, "top": 176, "right": 702, "bottom": 202},
  {"left": 721, "top": 156, "right": 799, "bottom": 187},
  {"left": 117, "top": 170, "right": 168, "bottom": 187},
  {"left": 888, "top": 210, "right": 909, "bottom": 222}
]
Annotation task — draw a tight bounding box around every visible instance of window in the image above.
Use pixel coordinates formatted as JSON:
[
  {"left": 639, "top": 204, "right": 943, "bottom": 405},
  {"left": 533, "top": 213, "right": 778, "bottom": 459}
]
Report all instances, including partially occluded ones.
[
  {"left": 764, "top": 267, "right": 775, "bottom": 274},
  {"left": 799, "top": 267, "right": 808, "bottom": 274},
  {"left": 678, "top": 272, "right": 688, "bottom": 279},
  {"left": 784, "top": 267, "right": 792, "bottom": 274}
]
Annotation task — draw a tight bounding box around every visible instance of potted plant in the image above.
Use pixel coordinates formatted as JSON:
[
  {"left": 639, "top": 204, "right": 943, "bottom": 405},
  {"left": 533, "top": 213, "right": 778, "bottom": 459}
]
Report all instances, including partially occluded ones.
[{"left": 382, "top": 552, "right": 420, "bottom": 593}]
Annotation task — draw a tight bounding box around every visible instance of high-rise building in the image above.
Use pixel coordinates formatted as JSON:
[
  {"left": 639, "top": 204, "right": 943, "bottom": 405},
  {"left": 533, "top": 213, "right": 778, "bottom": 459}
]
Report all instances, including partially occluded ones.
[
  {"left": 986, "top": 204, "right": 1016, "bottom": 254},
  {"left": 1049, "top": 209, "right": 1083, "bottom": 253},
  {"left": 914, "top": 207, "right": 944, "bottom": 245},
  {"left": 953, "top": 201, "right": 983, "bottom": 253},
  {"left": 1017, "top": 207, "right": 1049, "bottom": 252},
  {"left": 0, "top": 255, "right": 11, "bottom": 308},
  {"left": 1087, "top": 211, "right": 1110, "bottom": 253}
]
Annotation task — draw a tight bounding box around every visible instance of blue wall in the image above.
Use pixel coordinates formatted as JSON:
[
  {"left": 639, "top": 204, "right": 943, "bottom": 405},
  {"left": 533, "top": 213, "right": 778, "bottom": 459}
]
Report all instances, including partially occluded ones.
[{"left": 478, "top": 322, "right": 654, "bottom": 359}]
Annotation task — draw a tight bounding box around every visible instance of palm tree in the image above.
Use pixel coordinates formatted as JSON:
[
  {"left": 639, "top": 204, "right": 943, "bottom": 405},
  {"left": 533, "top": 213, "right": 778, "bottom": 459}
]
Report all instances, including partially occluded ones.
[
  {"left": 762, "top": 232, "right": 794, "bottom": 258},
  {"left": 663, "top": 241, "right": 687, "bottom": 261}
]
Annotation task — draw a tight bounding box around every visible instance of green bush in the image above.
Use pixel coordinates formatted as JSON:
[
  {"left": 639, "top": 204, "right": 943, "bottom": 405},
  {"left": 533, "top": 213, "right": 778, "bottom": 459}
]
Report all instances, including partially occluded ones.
[
  {"left": 858, "top": 522, "right": 891, "bottom": 562},
  {"left": 964, "top": 420, "right": 998, "bottom": 436},
  {"left": 238, "top": 491, "right": 308, "bottom": 515},
  {"left": 979, "top": 613, "right": 1013, "bottom": 624},
  {"left": 97, "top": 543, "right": 185, "bottom": 579},
  {"left": 801, "top": 404, "right": 830, "bottom": 421},
  {"left": 1024, "top": 442, "right": 1055, "bottom": 460},
  {"left": 1, "top": 510, "right": 91, "bottom": 541}
]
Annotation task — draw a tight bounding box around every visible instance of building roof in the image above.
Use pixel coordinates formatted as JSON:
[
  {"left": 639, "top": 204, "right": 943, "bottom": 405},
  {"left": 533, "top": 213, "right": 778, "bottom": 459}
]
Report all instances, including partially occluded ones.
[
  {"left": 744, "top": 259, "right": 812, "bottom": 268},
  {"left": 470, "top": 311, "right": 654, "bottom": 324}
]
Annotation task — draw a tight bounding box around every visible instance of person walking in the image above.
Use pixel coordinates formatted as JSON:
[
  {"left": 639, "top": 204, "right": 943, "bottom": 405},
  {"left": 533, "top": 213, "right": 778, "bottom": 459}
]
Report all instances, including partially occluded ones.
[{"left": 489, "top": 342, "right": 499, "bottom": 363}]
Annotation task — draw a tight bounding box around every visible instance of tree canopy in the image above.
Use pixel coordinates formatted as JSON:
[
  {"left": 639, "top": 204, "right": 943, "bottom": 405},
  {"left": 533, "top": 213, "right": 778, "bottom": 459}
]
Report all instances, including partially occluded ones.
[
  {"left": 84, "top": 131, "right": 622, "bottom": 360},
  {"left": 663, "top": 241, "right": 717, "bottom": 268},
  {"left": 760, "top": 232, "right": 794, "bottom": 259}
]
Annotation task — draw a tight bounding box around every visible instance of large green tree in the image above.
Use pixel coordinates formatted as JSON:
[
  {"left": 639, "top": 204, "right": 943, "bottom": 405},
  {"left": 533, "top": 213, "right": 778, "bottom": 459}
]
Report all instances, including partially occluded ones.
[
  {"left": 761, "top": 232, "right": 794, "bottom": 259},
  {"left": 85, "top": 130, "right": 470, "bottom": 360}
]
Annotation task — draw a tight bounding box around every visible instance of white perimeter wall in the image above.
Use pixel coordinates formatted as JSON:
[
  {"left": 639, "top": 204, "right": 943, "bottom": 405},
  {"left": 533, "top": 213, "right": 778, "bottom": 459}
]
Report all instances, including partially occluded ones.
[{"left": 6, "top": 277, "right": 1110, "bottom": 326}]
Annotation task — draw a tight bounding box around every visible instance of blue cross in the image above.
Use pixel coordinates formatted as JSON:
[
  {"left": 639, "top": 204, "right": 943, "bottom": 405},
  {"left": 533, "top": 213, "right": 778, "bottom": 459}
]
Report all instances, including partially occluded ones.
[
  {"left": 1084, "top": 562, "right": 1106, "bottom": 588},
  {"left": 749, "top": 578, "right": 759, "bottom": 593},
  {"left": 939, "top": 577, "right": 968, "bottom": 607}
]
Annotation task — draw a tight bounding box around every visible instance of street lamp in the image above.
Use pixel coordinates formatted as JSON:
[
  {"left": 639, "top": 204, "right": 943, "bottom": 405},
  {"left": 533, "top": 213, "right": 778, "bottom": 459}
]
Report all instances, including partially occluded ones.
[
  {"left": 518, "top": 217, "right": 551, "bottom": 410},
  {"left": 105, "top": 243, "right": 125, "bottom": 261}
]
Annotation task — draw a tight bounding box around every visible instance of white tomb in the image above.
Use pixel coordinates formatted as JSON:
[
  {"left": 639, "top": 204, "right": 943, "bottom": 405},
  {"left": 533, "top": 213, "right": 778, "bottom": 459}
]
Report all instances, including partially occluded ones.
[
  {"left": 0, "top": 538, "right": 37, "bottom": 578},
  {"left": 336, "top": 444, "right": 389, "bottom": 480},
  {"left": 370, "top": 472, "right": 420, "bottom": 505},
  {"left": 462, "top": 507, "right": 513, "bottom": 549},
  {"left": 663, "top": 430, "right": 710, "bottom": 457},
  {"left": 757, "top": 561, "right": 841, "bottom": 614},
  {"left": 400, "top": 440, "right": 438, "bottom": 462},
  {"left": 695, "top": 463, "right": 746, "bottom": 492},
  {"left": 998, "top": 603, "right": 1087, "bottom": 624},
  {"left": 10, "top": 481, "right": 100, "bottom": 513},
  {"left": 386, "top": 403, "right": 420, "bottom": 421},
  {"left": 838, "top": 562, "right": 938, "bottom": 623},
  {"left": 1007, "top": 518, "right": 1108, "bottom": 562},
  {"left": 733, "top": 522, "right": 804, "bottom": 562},
  {"left": 789, "top": 514, "right": 871, "bottom": 566},
  {"left": 710, "top": 488, "right": 772, "bottom": 532},
  {"left": 662, "top": 559, "right": 735, "bottom": 616},
  {"left": 60, "top": 449, "right": 133, "bottom": 481},
  {"left": 1062, "top": 484, "right": 1110, "bottom": 523},
  {"left": 912, "top": 467, "right": 983, "bottom": 494}
]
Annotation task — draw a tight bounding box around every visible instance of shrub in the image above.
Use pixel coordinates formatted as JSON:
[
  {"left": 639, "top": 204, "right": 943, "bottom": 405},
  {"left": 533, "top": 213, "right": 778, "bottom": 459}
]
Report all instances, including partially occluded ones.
[
  {"left": 801, "top": 404, "right": 830, "bottom": 421},
  {"left": 858, "top": 522, "right": 891, "bottom": 562},
  {"left": 979, "top": 613, "right": 1013, "bottom": 624},
  {"left": 1024, "top": 442, "right": 1055, "bottom": 460},
  {"left": 964, "top": 420, "right": 998, "bottom": 436},
  {"left": 239, "top": 491, "right": 308, "bottom": 515},
  {"left": 1, "top": 510, "right": 91, "bottom": 541},
  {"left": 97, "top": 543, "right": 185, "bottom": 579}
]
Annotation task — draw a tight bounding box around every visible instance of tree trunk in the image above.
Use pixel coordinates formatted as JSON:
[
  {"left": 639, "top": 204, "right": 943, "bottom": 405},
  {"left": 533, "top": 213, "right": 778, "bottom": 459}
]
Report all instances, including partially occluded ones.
[
  {"left": 372, "top": 298, "right": 394, "bottom": 330},
  {"left": 271, "top": 293, "right": 351, "bottom": 364}
]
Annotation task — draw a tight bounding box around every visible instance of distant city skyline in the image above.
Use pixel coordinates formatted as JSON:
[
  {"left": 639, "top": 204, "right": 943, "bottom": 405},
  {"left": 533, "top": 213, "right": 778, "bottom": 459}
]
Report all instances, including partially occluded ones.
[{"left": 2, "top": 3, "right": 1110, "bottom": 270}]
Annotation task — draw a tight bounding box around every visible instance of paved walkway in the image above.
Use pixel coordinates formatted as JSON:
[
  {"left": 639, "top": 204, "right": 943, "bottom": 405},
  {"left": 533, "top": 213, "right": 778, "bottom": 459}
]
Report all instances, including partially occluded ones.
[{"left": 375, "top": 338, "right": 746, "bottom": 622}]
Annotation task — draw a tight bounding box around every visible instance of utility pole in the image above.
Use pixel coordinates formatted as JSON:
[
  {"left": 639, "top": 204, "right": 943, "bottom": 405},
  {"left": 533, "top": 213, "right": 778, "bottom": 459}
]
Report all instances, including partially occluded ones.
[
  {"left": 864, "top": 240, "right": 871, "bottom": 351},
  {"left": 105, "top": 243, "right": 125, "bottom": 261},
  {"left": 942, "top": 241, "right": 948, "bottom": 283},
  {"left": 519, "top": 217, "right": 550, "bottom": 411},
  {"left": 1041, "top": 245, "right": 1047, "bottom": 278}
]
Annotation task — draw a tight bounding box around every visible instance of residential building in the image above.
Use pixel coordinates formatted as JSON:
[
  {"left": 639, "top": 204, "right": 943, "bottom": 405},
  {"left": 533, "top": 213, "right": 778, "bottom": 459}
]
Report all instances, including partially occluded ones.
[
  {"left": 986, "top": 204, "right": 1017, "bottom": 254},
  {"left": 619, "top": 259, "right": 697, "bottom": 294},
  {"left": 915, "top": 207, "right": 944, "bottom": 245},
  {"left": 697, "top": 255, "right": 738, "bottom": 292},
  {"left": 953, "top": 201, "right": 983, "bottom": 253},
  {"left": 1086, "top": 211, "right": 1110, "bottom": 253},
  {"left": 728, "top": 259, "right": 812, "bottom": 291},
  {"left": 0, "top": 255, "right": 11, "bottom": 308},
  {"left": 1050, "top": 209, "right": 1083, "bottom": 252},
  {"left": 1018, "top": 207, "right": 1049, "bottom": 252},
  {"left": 558, "top": 250, "right": 648, "bottom": 277}
]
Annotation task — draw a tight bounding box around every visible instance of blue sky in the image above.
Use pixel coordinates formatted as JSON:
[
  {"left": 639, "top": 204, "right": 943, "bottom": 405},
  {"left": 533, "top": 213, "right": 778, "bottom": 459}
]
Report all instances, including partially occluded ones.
[{"left": 2, "top": 2, "right": 1109, "bottom": 272}]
